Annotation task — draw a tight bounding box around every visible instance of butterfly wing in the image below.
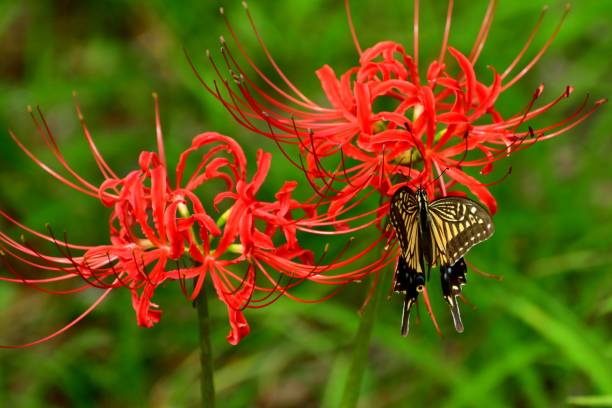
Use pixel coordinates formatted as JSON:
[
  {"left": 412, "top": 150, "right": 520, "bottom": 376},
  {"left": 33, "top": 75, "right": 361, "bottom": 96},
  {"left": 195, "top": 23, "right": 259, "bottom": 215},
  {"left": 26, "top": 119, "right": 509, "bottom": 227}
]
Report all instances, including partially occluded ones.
[
  {"left": 389, "top": 187, "right": 425, "bottom": 336},
  {"left": 428, "top": 196, "right": 494, "bottom": 333},
  {"left": 428, "top": 196, "right": 494, "bottom": 267},
  {"left": 394, "top": 256, "right": 425, "bottom": 336},
  {"left": 389, "top": 187, "right": 423, "bottom": 273},
  {"left": 440, "top": 258, "right": 467, "bottom": 333}
]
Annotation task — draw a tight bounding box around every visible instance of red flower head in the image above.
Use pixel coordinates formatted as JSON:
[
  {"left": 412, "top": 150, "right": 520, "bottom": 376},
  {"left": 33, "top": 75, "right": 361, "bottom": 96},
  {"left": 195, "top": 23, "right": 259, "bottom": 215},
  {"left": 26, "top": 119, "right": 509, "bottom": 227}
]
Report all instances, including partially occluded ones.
[
  {"left": 189, "top": 0, "right": 606, "bottom": 334},
  {"left": 199, "top": 0, "right": 605, "bottom": 216},
  {"left": 0, "top": 95, "right": 318, "bottom": 346}
]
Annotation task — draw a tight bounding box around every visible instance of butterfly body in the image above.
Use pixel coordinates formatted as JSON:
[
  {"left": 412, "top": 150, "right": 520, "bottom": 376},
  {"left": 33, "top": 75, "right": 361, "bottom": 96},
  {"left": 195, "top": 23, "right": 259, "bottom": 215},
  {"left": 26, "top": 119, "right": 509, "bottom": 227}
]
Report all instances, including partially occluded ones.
[
  {"left": 389, "top": 186, "right": 494, "bottom": 335},
  {"left": 416, "top": 189, "right": 434, "bottom": 276}
]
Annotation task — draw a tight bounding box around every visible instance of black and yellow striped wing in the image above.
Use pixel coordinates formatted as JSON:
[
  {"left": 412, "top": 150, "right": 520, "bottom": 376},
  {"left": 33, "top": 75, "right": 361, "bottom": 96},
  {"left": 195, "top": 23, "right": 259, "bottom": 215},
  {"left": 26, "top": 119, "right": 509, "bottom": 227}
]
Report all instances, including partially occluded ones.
[
  {"left": 389, "top": 187, "right": 424, "bottom": 273},
  {"left": 428, "top": 196, "right": 494, "bottom": 267},
  {"left": 389, "top": 186, "right": 423, "bottom": 336},
  {"left": 389, "top": 187, "right": 495, "bottom": 335}
]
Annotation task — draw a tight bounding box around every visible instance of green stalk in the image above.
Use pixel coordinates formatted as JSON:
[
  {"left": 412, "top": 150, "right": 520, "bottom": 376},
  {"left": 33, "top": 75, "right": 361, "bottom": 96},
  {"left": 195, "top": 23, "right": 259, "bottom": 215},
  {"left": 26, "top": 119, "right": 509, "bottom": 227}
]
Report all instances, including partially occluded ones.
[
  {"left": 196, "top": 287, "right": 215, "bottom": 407},
  {"left": 339, "top": 272, "right": 386, "bottom": 408},
  {"left": 178, "top": 201, "right": 215, "bottom": 406}
]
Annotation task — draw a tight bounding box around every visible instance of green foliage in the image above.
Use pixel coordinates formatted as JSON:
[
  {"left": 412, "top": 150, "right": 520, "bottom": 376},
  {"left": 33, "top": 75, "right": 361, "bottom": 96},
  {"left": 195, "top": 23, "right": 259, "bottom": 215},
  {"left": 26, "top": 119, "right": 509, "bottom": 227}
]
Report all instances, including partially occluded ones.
[{"left": 1, "top": 0, "right": 611, "bottom": 406}]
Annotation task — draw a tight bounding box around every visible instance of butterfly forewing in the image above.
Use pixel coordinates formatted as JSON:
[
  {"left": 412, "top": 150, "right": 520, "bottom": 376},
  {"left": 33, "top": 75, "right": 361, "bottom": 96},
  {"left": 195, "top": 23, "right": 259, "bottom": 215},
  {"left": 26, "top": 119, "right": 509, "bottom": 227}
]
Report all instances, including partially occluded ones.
[
  {"left": 428, "top": 196, "right": 494, "bottom": 266},
  {"left": 389, "top": 187, "right": 424, "bottom": 273}
]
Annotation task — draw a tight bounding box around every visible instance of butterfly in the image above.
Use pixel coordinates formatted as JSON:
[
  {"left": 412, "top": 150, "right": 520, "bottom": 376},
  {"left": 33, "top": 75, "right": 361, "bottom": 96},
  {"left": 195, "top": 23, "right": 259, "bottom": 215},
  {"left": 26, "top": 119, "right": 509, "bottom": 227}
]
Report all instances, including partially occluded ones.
[{"left": 389, "top": 186, "right": 494, "bottom": 335}]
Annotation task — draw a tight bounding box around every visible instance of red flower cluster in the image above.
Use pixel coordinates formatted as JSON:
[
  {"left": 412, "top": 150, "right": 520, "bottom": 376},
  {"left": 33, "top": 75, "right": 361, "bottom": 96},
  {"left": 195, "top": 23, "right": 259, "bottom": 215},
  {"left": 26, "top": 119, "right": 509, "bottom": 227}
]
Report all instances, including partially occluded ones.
[
  {"left": 202, "top": 0, "right": 604, "bottom": 216},
  {"left": 1, "top": 88, "right": 397, "bottom": 346},
  {"left": 1, "top": 0, "right": 605, "bottom": 344},
  {"left": 1, "top": 96, "right": 348, "bottom": 346},
  {"left": 180, "top": 0, "right": 606, "bottom": 333}
]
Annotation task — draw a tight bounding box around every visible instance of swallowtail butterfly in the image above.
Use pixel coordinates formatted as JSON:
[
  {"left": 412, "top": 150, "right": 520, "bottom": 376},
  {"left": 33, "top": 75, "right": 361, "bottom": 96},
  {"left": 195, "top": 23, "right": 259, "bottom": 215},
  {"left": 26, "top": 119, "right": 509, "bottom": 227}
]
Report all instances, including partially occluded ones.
[{"left": 389, "top": 186, "right": 494, "bottom": 335}]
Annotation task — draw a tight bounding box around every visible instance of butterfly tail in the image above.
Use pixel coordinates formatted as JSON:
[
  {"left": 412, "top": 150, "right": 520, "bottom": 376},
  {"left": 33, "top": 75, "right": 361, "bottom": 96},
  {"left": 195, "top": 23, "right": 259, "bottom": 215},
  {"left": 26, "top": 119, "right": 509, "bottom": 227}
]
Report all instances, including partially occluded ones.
[
  {"left": 401, "top": 295, "right": 414, "bottom": 336},
  {"left": 441, "top": 258, "right": 467, "bottom": 333},
  {"left": 447, "top": 296, "right": 464, "bottom": 333}
]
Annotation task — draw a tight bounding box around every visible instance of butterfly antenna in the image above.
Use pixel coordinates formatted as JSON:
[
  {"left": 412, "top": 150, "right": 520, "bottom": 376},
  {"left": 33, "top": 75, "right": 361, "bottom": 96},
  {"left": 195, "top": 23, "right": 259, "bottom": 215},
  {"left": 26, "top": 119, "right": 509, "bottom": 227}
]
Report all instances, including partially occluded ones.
[
  {"left": 408, "top": 147, "right": 414, "bottom": 180},
  {"left": 427, "top": 167, "right": 449, "bottom": 188},
  {"left": 404, "top": 122, "right": 425, "bottom": 158},
  {"left": 455, "top": 130, "right": 470, "bottom": 168},
  {"left": 379, "top": 143, "right": 388, "bottom": 191},
  {"left": 428, "top": 131, "right": 467, "bottom": 195}
]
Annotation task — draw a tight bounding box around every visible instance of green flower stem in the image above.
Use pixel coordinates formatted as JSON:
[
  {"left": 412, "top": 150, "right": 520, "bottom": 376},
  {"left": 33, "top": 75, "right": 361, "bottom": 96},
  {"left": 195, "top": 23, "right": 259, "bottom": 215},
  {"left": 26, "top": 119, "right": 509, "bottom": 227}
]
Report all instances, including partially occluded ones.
[
  {"left": 178, "top": 201, "right": 215, "bottom": 406},
  {"left": 339, "top": 272, "right": 386, "bottom": 408},
  {"left": 196, "top": 287, "right": 215, "bottom": 408}
]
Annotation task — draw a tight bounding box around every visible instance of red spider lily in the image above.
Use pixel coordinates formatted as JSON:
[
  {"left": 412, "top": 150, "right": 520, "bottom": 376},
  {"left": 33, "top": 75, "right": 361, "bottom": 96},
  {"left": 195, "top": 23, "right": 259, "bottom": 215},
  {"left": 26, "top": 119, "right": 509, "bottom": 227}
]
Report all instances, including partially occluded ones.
[
  {"left": 1, "top": 94, "right": 371, "bottom": 347},
  {"left": 196, "top": 0, "right": 605, "bottom": 215},
  {"left": 184, "top": 0, "right": 606, "bottom": 335}
]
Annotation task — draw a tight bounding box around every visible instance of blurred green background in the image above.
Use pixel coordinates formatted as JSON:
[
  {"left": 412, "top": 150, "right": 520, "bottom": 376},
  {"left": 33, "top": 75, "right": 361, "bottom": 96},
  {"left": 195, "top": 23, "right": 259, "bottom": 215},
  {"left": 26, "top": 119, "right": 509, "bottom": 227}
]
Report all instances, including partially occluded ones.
[{"left": 0, "top": 0, "right": 610, "bottom": 407}]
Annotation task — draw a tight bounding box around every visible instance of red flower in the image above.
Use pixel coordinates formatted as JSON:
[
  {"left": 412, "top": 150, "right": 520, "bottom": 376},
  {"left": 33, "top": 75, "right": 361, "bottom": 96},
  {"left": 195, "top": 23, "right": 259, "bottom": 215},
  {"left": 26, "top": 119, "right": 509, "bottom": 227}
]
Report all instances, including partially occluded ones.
[
  {"left": 0, "top": 95, "right": 320, "bottom": 346},
  {"left": 199, "top": 0, "right": 605, "bottom": 215},
  {"left": 185, "top": 1, "right": 607, "bottom": 334}
]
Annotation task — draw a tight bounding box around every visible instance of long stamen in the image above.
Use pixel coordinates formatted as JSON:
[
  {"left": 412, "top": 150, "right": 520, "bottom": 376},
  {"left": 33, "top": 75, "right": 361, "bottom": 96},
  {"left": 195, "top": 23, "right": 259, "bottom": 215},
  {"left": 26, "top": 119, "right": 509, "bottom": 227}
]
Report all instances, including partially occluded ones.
[
  {"left": 344, "top": 0, "right": 362, "bottom": 55},
  {"left": 72, "top": 92, "right": 119, "bottom": 181},
  {"left": 469, "top": 0, "right": 498, "bottom": 64},
  {"left": 242, "top": 1, "right": 317, "bottom": 106},
  {"left": 501, "top": 5, "right": 549, "bottom": 79},
  {"left": 219, "top": 6, "right": 318, "bottom": 110},
  {"left": 31, "top": 107, "right": 100, "bottom": 194},
  {"left": 438, "top": 0, "right": 454, "bottom": 64},
  {"left": 0, "top": 251, "right": 86, "bottom": 294},
  {"left": 502, "top": 4, "right": 571, "bottom": 91},
  {"left": 412, "top": 0, "right": 420, "bottom": 79},
  {"left": 8, "top": 129, "right": 98, "bottom": 198},
  {"left": 0, "top": 287, "right": 113, "bottom": 349},
  {"left": 152, "top": 93, "right": 166, "bottom": 166}
]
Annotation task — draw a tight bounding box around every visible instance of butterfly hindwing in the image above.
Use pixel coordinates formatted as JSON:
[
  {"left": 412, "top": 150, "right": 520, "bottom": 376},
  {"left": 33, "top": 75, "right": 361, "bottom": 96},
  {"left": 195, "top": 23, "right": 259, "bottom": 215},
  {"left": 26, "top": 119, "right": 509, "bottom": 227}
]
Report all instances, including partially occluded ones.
[
  {"left": 390, "top": 187, "right": 427, "bottom": 335},
  {"left": 393, "top": 256, "right": 424, "bottom": 336},
  {"left": 441, "top": 257, "right": 468, "bottom": 333}
]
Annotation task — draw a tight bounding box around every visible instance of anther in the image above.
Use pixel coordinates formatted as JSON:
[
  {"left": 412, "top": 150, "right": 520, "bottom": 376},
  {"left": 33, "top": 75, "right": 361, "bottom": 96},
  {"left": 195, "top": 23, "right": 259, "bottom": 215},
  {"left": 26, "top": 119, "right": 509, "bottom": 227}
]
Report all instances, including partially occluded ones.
[{"left": 534, "top": 84, "right": 544, "bottom": 98}]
